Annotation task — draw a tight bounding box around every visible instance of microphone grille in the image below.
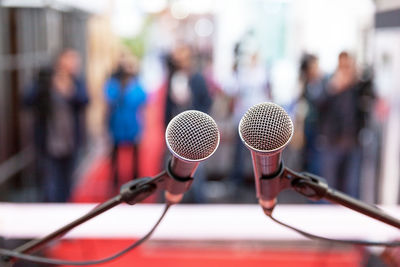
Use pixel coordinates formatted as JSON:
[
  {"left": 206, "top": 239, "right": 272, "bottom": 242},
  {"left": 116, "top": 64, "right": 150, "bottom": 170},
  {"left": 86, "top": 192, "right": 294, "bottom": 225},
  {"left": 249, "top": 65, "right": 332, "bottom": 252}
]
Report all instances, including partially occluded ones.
[
  {"left": 239, "top": 102, "right": 293, "bottom": 152},
  {"left": 166, "top": 110, "right": 220, "bottom": 161}
]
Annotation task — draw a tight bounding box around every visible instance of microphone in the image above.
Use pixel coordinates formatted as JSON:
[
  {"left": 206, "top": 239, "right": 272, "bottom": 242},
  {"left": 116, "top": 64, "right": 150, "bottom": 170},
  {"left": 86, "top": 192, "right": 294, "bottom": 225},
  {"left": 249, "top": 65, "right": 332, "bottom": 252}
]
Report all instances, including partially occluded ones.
[
  {"left": 238, "top": 102, "right": 294, "bottom": 214},
  {"left": 164, "top": 110, "right": 220, "bottom": 204}
]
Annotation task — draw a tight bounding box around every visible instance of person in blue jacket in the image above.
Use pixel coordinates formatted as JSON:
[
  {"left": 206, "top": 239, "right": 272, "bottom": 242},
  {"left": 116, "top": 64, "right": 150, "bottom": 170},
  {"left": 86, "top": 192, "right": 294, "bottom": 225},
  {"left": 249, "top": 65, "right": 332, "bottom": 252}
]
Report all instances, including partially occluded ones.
[{"left": 105, "top": 55, "right": 147, "bottom": 194}]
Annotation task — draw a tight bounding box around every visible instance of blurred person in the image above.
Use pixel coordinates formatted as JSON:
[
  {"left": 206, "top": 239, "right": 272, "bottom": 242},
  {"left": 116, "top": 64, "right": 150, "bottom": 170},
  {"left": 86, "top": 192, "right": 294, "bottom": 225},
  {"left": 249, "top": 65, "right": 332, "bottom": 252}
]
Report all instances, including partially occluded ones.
[
  {"left": 224, "top": 42, "right": 272, "bottom": 196},
  {"left": 105, "top": 54, "right": 147, "bottom": 195},
  {"left": 163, "top": 44, "right": 212, "bottom": 203},
  {"left": 24, "top": 49, "right": 89, "bottom": 202},
  {"left": 164, "top": 44, "right": 212, "bottom": 124},
  {"left": 319, "top": 51, "right": 365, "bottom": 198},
  {"left": 203, "top": 53, "right": 222, "bottom": 98},
  {"left": 297, "top": 54, "right": 328, "bottom": 175}
]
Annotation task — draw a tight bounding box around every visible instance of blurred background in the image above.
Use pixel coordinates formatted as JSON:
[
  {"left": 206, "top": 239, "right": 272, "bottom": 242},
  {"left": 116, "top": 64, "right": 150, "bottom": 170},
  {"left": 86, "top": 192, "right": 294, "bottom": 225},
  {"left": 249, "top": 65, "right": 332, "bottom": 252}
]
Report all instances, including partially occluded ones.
[{"left": 0, "top": 0, "right": 400, "bottom": 266}]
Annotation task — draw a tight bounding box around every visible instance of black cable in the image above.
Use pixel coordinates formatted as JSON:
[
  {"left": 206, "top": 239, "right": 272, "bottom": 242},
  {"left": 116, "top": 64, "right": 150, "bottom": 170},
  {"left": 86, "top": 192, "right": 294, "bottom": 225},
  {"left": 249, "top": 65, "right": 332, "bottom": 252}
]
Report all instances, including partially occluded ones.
[
  {"left": 0, "top": 204, "right": 171, "bottom": 266},
  {"left": 269, "top": 213, "right": 400, "bottom": 247}
]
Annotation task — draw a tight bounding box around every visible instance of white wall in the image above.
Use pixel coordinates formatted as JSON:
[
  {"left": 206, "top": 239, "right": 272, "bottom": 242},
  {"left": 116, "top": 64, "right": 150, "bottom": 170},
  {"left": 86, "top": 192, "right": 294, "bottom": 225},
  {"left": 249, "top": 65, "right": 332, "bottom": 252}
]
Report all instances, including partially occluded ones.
[
  {"left": 289, "top": 0, "right": 375, "bottom": 72},
  {"left": 374, "top": 29, "right": 400, "bottom": 204},
  {"left": 213, "top": 0, "right": 375, "bottom": 105}
]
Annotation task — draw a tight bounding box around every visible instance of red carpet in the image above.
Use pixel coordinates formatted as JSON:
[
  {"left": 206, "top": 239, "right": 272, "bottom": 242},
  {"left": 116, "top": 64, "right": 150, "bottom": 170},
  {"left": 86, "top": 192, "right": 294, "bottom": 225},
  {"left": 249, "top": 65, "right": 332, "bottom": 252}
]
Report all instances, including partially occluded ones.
[
  {"left": 47, "top": 239, "right": 362, "bottom": 267},
  {"left": 72, "top": 87, "right": 167, "bottom": 203}
]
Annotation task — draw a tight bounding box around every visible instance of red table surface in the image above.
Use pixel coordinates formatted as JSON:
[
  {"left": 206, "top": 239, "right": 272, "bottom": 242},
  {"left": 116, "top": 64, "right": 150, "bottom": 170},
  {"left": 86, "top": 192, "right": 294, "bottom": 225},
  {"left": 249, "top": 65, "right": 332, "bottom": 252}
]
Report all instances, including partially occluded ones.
[{"left": 47, "top": 239, "right": 362, "bottom": 267}]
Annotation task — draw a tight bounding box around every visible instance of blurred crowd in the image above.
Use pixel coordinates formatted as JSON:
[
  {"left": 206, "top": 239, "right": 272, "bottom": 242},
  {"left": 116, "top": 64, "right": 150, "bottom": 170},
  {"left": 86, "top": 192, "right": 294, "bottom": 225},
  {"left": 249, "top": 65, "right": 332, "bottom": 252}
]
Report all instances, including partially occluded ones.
[
  {"left": 294, "top": 51, "right": 375, "bottom": 199},
  {"left": 21, "top": 39, "right": 377, "bottom": 204}
]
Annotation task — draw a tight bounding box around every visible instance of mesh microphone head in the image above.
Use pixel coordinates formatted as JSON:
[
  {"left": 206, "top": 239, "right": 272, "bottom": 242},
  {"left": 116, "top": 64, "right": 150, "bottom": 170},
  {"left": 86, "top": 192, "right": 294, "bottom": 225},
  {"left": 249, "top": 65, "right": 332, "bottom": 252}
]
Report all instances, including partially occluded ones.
[
  {"left": 166, "top": 110, "right": 220, "bottom": 162},
  {"left": 239, "top": 102, "right": 294, "bottom": 153}
]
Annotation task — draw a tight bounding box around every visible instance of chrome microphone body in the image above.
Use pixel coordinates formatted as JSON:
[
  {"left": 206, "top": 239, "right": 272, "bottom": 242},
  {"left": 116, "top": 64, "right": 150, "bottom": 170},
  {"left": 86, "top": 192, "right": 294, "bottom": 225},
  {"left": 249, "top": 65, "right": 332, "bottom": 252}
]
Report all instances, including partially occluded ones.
[
  {"left": 165, "top": 110, "right": 220, "bottom": 204},
  {"left": 250, "top": 151, "right": 282, "bottom": 179},
  {"left": 249, "top": 151, "right": 283, "bottom": 210},
  {"left": 239, "top": 102, "right": 294, "bottom": 213},
  {"left": 168, "top": 156, "right": 199, "bottom": 179}
]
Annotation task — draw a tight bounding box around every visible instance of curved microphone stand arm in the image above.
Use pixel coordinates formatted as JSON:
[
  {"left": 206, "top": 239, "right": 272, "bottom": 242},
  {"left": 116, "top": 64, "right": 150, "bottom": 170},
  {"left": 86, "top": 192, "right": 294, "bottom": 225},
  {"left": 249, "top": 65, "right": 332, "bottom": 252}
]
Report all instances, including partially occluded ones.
[
  {"left": 1, "top": 171, "right": 169, "bottom": 264},
  {"left": 280, "top": 168, "right": 400, "bottom": 229}
]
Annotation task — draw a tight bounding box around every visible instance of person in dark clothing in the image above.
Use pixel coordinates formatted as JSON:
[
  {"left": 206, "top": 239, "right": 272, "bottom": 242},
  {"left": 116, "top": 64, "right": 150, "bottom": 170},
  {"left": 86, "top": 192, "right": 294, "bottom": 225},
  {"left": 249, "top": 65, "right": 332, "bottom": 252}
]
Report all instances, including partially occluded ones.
[
  {"left": 163, "top": 44, "right": 212, "bottom": 203},
  {"left": 24, "top": 49, "right": 89, "bottom": 202},
  {"left": 298, "top": 54, "right": 328, "bottom": 175},
  {"left": 319, "top": 52, "right": 373, "bottom": 198},
  {"left": 164, "top": 44, "right": 212, "bottom": 125},
  {"left": 105, "top": 54, "right": 147, "bottom": 194}
]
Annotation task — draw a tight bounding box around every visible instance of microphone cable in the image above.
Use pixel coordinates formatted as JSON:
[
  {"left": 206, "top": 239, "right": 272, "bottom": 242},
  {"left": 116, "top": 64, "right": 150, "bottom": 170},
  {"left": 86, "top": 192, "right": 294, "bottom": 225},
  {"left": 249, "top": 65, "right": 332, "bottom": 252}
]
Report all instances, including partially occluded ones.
[
  {"left": 0, "top": 204, "right": 171, "bottom": 266},
  {"left": 268, "top": 212, "right": 400, "bottom": 247}
]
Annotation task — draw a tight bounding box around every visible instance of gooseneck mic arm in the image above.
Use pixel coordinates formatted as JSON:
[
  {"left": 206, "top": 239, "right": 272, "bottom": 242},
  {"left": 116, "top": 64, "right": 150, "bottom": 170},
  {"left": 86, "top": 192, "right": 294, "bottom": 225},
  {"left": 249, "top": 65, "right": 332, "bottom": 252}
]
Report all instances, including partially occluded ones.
[
  {"left": 238, "top": 102, "right": 400, "bottom": 244},
  {"left": 1, "top": 172, "right": 166, "bottom": 265},
  {"left": 281, "top": 168, "right": 400, "bottom": 229}
]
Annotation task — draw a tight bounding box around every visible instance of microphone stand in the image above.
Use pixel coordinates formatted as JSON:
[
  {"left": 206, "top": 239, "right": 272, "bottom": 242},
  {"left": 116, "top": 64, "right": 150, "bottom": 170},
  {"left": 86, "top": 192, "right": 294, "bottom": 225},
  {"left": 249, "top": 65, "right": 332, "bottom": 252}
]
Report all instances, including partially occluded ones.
[
  {"left": 280, "top": 168, "right": 400, "bottom": 229},
  {"left": 1, "top": 172, "right": 167, "bottom": 265}
]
